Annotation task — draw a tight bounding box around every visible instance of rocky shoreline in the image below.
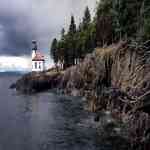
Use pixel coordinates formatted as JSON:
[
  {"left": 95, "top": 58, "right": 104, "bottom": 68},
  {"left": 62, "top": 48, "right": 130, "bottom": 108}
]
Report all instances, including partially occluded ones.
[
  {"left": 12, "top": 41, "right": 150, "bottom": 149},
  {"left": 10, "top": 69, "right": 63, "bottom": 94}
]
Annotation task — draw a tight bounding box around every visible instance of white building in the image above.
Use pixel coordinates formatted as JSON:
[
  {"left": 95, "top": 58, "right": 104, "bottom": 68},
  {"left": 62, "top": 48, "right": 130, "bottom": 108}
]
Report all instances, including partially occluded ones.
[{"left": 31, "top": 41, "right": 45, "bottom": 72}]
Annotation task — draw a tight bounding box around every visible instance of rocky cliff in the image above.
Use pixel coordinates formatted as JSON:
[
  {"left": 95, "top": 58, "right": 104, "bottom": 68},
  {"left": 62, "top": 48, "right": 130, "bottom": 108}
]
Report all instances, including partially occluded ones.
[
  {"left": 61, "top": 41, "right": 150, "bottom": 149},
  {"left": 62, "top": 41, "right": 150, "bottom": 97}
]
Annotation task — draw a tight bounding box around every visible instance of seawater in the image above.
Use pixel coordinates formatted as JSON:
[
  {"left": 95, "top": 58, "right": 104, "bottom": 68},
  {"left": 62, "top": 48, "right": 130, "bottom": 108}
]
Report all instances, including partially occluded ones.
[{"left": 0, "top": 73, "right": 110, "bottom": 150}]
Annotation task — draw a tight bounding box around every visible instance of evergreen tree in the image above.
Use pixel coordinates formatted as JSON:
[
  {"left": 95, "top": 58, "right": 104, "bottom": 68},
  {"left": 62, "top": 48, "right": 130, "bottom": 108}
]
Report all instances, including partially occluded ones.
[
  {"left": 96, "top": 0, "right": 115, "bottom": 46},
  {"left": 50, "top": 38, "right": 58, "bottom": 65},
  {"left": 68, "top": 15, "right": 77, "bottom": 66},
  {"left": 61, "top": 28, "right": 65, "bottom": 40},
  {"left": 83, "top": 6, "right": 91, "bottom": 30},
  {"left": 143, "top": 1, "right": 150, "bottom": 40},
  {"left": 50, "top": 0, "right": 150, "bottom": 70},
  {"left": 69, "top": 15, "right": 76, "bottom": 34},
  {"left": 50, "top": 7, "right": 97, "bottom": 69},
  {"left": 57, "top": 40, "right": 66, "bottom": 69},
  {"left": 96, "top": 0, "right": 150, "bottom": 45}
]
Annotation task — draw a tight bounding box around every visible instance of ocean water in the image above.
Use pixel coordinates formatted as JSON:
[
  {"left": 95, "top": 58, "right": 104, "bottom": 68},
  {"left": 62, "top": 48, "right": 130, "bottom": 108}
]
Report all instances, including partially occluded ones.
[{"left": 0, "top": 73, "right": 108, "bottom": 150}]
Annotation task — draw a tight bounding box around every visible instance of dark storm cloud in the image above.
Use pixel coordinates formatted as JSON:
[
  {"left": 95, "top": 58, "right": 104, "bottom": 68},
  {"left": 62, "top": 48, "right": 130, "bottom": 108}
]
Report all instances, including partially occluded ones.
[
  {"left": 0, "top": 16, "right": 34, "bottom": 55},
  {"left": 0, "top": 0, "right": 96, "bottom": 56},
  {"left": 0, "top": 0, "right": 34, "bottom": 55}
]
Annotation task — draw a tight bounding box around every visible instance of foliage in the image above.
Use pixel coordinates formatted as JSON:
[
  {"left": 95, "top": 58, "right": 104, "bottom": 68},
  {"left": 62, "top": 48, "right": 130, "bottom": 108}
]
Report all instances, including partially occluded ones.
[
  {"left": 50, "top": 7, "right": 96, "bottom": 69},
  {"left": 50, "top": 0, "right": 150, "bottom": 69},
  {"left": 50, "top": 38, "right": 58, "bottom": 65},
  {"left": 82, "top": 6, "right": 91, "bottom": 30},
  {"left": 96, "top": 0, "right": 150, "bottom": 45}
]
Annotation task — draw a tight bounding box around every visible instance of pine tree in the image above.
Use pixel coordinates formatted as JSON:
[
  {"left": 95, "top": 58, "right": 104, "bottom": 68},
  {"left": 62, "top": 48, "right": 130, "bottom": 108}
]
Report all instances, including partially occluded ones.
[
  {"left": 50, "top": 38, "right": 58, "bottom": 66},
  {"left": 50, "top": 6, "right": 97, "bottom": 69},
  {"left": 143, "top": 0, "right": 150, "bottom": 40},
  {"left": 69, "top": 16, "right": 76, "bottom": 35},
  {"left": 61, "top": 28, "right": 65, "bottom": 40},
  {"left": 68, "top": 15, "right": 77, "bottom": 66},
  {"left": 96, "top": 0, "right": 115, "bottom": 46},
  {"left": 83, "top": 6, "right": 91, "bottom": 30}
]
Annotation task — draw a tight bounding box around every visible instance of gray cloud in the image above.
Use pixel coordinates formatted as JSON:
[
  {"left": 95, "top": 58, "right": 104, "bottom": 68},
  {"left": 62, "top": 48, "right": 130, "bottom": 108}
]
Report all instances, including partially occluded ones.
[{"left": 0, "top": 0, "right": 96, "bottom": 56}]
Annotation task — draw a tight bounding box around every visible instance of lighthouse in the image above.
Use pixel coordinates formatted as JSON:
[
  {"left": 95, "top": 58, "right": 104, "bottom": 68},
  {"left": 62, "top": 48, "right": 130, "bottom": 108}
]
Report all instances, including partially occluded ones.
[
  {"left": 31, "top": 41, "right": 45, "bottom": 72},
  {"left": 32, "top": 40, "right": 37, "bottom": 59}
]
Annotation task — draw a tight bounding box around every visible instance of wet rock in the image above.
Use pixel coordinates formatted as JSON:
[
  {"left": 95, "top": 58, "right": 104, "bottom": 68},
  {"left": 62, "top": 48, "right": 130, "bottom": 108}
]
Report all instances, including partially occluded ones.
[
  {"left": 13, "top": 71, "right": 63, "bottom": 94},
  {"left": 9, "top": 83, "right": 16, "bottom": 89}
]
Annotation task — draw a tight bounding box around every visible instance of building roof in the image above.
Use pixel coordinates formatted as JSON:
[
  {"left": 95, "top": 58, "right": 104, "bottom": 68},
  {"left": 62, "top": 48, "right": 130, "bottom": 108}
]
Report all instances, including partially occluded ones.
[{"left": 32, "top": 51, "right": 45, "bottom": 61}]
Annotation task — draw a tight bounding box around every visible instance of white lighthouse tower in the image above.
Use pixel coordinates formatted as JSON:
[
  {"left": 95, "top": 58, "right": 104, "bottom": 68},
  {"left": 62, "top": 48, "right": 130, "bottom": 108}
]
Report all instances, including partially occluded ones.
[{"left": 31, "top": 41, "right": 45, "bottom": 72}]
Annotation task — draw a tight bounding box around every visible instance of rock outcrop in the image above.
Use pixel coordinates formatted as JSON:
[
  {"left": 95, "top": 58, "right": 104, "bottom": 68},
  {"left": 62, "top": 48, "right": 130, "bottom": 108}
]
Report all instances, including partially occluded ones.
[
  {"left": 11, "top": 70, "right": 63, "bottom": 94},
  {"left": 60, "top": 41, "right": 150, "bottom": 149}
]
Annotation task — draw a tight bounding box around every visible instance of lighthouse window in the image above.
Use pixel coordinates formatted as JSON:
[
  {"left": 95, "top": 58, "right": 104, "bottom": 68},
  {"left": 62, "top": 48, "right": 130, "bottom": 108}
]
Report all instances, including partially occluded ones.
[
  {"left": 35, "top": 62, "right": 37, "bottom": 69},
  {"left": 39, "top": 62, "right": 41, "bottom": 69}
]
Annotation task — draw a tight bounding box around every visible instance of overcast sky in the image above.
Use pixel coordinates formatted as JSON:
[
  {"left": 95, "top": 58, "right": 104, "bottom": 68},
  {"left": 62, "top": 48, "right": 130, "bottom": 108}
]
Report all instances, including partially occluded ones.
[{"left": 0, "top": 0, "right": 97, "bottom": 56}]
